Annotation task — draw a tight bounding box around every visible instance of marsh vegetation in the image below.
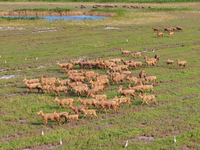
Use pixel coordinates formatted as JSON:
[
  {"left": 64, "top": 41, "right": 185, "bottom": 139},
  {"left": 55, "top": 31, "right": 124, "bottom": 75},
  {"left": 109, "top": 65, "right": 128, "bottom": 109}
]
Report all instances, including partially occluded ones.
[{"left": 0, "top": 2, "right": 200, "bottom": 150}]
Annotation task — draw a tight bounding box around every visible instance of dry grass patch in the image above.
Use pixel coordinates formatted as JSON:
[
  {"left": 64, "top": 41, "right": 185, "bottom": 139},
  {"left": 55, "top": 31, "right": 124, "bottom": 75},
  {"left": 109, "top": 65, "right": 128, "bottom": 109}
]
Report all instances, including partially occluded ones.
[
  {"left": 57, "top": 11, "right": 176, "bottom": 27},
  {"left": 126, "top": 12, "right": 176, "bottom": 25}
]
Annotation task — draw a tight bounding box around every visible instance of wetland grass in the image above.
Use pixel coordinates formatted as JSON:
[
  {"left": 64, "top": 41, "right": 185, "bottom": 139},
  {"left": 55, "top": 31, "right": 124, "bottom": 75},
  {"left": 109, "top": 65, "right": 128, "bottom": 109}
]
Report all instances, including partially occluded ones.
[{"left": 0, "top": 2, "right": 200, "bottom": 149}]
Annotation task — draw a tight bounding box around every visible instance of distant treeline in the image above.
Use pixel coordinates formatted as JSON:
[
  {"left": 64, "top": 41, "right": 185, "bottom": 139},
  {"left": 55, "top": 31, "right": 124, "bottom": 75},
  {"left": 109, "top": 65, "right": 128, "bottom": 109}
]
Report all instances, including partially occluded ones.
[{"left": 0, "top": 0, "right": 199, "bottom": 3}]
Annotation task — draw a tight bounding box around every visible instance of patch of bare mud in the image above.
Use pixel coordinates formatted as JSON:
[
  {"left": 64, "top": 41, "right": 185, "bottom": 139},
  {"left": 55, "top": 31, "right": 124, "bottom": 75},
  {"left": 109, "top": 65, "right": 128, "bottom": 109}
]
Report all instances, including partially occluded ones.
[
  {"left": 0, "top": 26, "right": 25, "bottom": 31},
  {"left": 104, "top": 27, "right": 122, "bottom": 29},
  {"left": 139, "top": 135, "right": 155, "bottom": 144},
  {"left": 23, "top": 144, "right": 62, "bottom": 150},
  {"left": 0, "top": 75, "right": 22, "bottom": 80}
]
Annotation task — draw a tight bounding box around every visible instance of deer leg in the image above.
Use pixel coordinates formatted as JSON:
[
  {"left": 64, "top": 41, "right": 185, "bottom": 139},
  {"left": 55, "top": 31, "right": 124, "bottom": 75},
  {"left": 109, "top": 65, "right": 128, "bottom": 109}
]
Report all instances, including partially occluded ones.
[
  {"left": 94, "top": 103, "right": 97, "bottom": 108},
  {"left": 153, "top": 99, "right": 159, "bottom": 105},
  {"left": 82, "top": 114, "right": 86, "bottom": 119},
  {"left": 141, "top": 101, "right": 145, "bottom": 107},
  {"left": 76, "top": 119, "right": 79, "bottom": 125},
  {"left": 99, "top": 107, "right": 104, "bottom": 113},
  {"left": 146, "top": 101, "right": 150, "bottom": 107},
  {"left": 129, "top": 102, "right": 131, "bottom": 107},
  {"left": 65, "top": 91, "right": 69, "bottom": 96},
  {"left": 95, "top": 114, "right": 98, "bottom": 118},
  {"left": 115, "top": 106, "right": 118, "bottom": 113},
  {"left": 155, "top": 80, "right": 158, "bottom": 84},
  {"left": 57, "top": 118, "right": 60, "bottom": 125},
  {"left": 26, "top": 89, "right": 30, "bottom": 94},
  {"left": 45, "top": 120, "right": 48, "bottom": 125},
  {"left": 45, "top": 121, "right": 47, "bottom": 126},
  {"left": 146, "top": 80, "right": 149, "bottom": 84}
]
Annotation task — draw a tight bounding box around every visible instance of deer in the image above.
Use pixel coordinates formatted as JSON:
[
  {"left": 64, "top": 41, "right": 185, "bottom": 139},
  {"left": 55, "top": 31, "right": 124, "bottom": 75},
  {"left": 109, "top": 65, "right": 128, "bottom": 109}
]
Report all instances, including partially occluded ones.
[
  {"left": 167, "top": 59, "right": 174, "bottom": 66},
  {"left": 157, "top": 31, "right": 163, "bottom": 37},
  {"left": 37, "top": 109, "right": 60, "bottom": 125},
  {"left": 77, "top": 97, "right": 96, "bottom": 108},
  {"left": 57, "top": 61, "right": 70, "bottom": 69},
  {"left": 81, "top": 108, "right": 98, "bottom": 119},
  {"left": 118, "top": 96, "right": 131, "bottom": 107},
  {"left": 120, "top": 48, "right": 131, "bottom": 56},
  {"left": 132, "top": 51, "right": 142, "bottom": 58},
  {"left": 64, "top": 113, "right": 79, "bottom": 125},
  {"left": 53, "top": 97, "right": 74, "bottom": 109},
  {"left": 152, "top": 27, "right": 159, "bottom": 31},
  {"left": 69, "top": 103, "right": 88, "bottom": 115},
  {"left": 177, "top": 59, "right": 187, "bottom": 68},
  {"left": 118, "top": 86, "right": 136, "bottom": 99},
  {"left": 138, "top": 93, "right": 159, "bottom": 107},
  {"left": 23, "top": 77, "right": 39, "bottom": 84}
]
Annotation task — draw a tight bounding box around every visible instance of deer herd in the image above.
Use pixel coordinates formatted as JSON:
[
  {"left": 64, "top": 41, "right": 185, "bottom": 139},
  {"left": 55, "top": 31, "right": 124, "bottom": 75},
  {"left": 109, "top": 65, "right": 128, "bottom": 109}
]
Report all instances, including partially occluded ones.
[
  {"left": 153, "top": 25, "right": 183, "bottom": 37},
  {"left": 23, "top": 47, "right": 187, "bottom": 126}
]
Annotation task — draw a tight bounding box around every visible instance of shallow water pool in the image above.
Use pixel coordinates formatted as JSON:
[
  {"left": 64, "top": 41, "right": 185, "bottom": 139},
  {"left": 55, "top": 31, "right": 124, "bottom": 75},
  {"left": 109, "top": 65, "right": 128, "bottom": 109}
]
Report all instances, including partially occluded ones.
[{"left": 3, "top": 15, "right": 109, "bottom": 21}]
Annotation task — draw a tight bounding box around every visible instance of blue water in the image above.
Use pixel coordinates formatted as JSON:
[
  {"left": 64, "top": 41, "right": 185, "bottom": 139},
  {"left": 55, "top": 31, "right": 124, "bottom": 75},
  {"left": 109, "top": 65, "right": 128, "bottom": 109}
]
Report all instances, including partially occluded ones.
[{"left": 3, "top": 15, "right": 109, "bottom": 21}]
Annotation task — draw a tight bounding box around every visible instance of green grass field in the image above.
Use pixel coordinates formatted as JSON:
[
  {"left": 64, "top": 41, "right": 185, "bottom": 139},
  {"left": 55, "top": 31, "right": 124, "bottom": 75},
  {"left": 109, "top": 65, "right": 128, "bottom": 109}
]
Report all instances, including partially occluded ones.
[
  {"left": 0, "top": 2, "right": 200, "bottom": 150},
  {"left": 0, "top": 0, "right": 200, "bottom": 3}
]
